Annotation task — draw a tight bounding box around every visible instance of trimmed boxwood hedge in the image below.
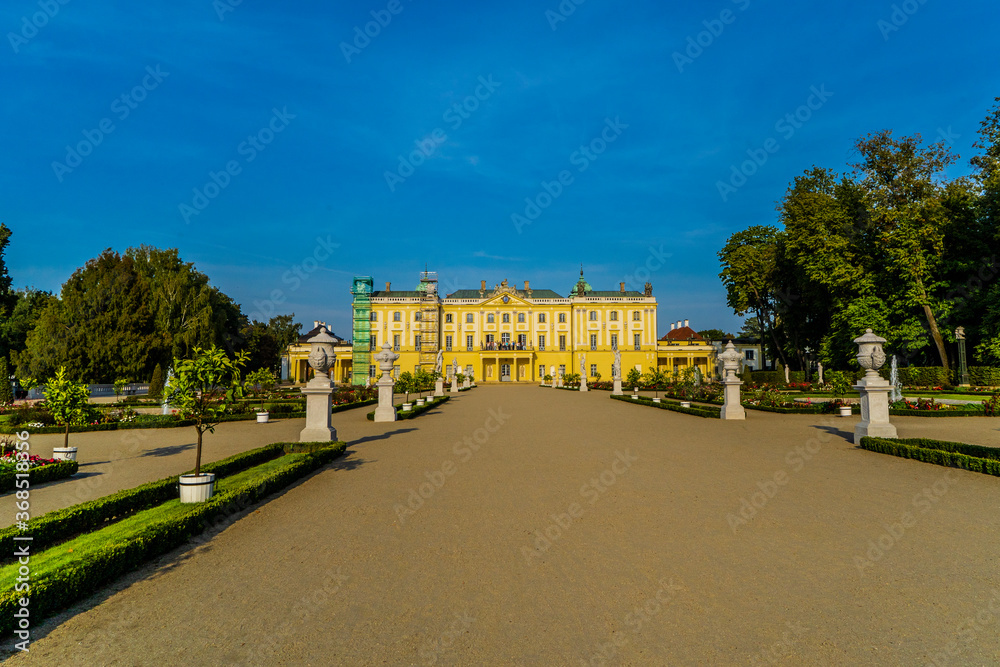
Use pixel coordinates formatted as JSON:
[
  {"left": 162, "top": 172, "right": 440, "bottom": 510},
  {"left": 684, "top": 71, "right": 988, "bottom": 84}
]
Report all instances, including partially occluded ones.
[
  {"left": 0, "top": 460, "right": 79, "bottom": 494},
  {"left": 0, "top": 443, "right": 290, "bottom": 562},
  {"left": 610, "top": 394, "right": 720, "bottom": 418},
  {"left": 744, "top": 403, "right": 860, "bottom": 415},
  {"left": 859, "top": 437, "right": 1000, "bottom": 476},
  {"left": 366, "top": 396, "right": 449, "bottom": 421},
  {"left": 0, "top": 440, "right": 346, "bottom": 637},
  {"left": 888, "top": 407, "right": 987, "bottom": 417},
  {"left": 968, "top": 367, "right": 1000, "bottom": 386}
]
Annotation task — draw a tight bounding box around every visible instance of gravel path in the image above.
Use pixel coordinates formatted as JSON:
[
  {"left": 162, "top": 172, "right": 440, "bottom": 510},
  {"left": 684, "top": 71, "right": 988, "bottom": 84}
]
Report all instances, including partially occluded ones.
[{"left": 5, "top": 387, "right": 1000, "bottom": 665}]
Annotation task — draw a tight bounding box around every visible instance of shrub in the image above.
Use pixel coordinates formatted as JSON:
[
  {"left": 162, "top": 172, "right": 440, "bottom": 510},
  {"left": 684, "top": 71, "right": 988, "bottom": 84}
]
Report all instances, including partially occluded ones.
[
  {"left": 896, "top": 366, "right": 950, "bottom": 387},
  {"left": 147, "top": 363, "right": 165, "bottom": 400},
  {"left": 859, "top": 437, "right": 1000, "bottom": 476},
  {"left": 0, "top": 358, "right": 12, "bottom": 405},
  {"left": 968, "top": 367, "right": 1000, "bottom": 386},
  {"left": 611, "top": 394, "right": 719, "bottom": 418},
  {"left": 0, "top": 459, "right": 77, "bottom": 493},
  {"left": 7, "top": 405, "right": 56, "bottom": 426}
]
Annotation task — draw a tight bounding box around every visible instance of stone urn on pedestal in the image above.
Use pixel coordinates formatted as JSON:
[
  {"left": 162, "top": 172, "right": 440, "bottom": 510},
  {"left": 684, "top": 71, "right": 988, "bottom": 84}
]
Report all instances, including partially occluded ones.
[
  {"left": 719, "top": 341, "right": 746, "bottom": 420},
  {"left": 299, "top": 327, "right": 338, "bottom": 442},
  {"left": 852, "top": 329, "right": 897, "bottom": 444},
  {"left": 373, "top": 343, "right": 400, "bottom": 422}
]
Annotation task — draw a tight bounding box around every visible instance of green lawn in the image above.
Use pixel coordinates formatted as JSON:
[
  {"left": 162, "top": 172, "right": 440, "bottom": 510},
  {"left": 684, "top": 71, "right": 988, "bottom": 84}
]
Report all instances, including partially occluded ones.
[{"left": 0, "top": 453, "right": 307, "bottom": 584}]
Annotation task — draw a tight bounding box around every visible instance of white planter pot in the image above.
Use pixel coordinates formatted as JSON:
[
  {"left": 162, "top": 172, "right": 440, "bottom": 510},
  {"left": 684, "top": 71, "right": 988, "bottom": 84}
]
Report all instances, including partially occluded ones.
[
  {"left": 416, "top": 399, "right": 425, "bottom": 406},
  {"left": 839, "top": 406, "right": 853, "bottom": 417},
  {"left": 52, "top": 447, "right": 78, "bottom": 461},
  {"left": 631, "top": 395, "right": 639, "bottom": 400},
  {"left": 652, "top": 397, "right": 661, "bottom": 403},
  {"left": 179, "top": 473, "right": 216, "bottom": 503},
  {"left": 402, "top": 403, "right": 413, "bottom": 411},
  {"left": 256, "top": 412, "right": 269, "bottom": 423},
  {"left": 680, "top": 401, "right": 691, "bottom": 408}
]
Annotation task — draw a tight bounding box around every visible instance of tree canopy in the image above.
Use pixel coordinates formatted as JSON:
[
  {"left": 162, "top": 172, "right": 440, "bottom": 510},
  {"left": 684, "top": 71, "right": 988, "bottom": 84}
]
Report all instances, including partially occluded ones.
[{"left": 719, "top": 98, "right": 1000, "bottom": 371}]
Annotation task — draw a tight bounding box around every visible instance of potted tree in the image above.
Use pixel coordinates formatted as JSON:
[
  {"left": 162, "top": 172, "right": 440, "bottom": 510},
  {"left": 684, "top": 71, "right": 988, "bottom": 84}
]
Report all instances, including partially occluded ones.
[
  {"left": 113, "top": 377, "right": 129, "bottom": 402},
  {"left": 244, "top": 368, "right": 277, "bottom": 423},
  {"left": 166, "top": 346, "right": 247, "bottom": 503},
  {"left": 645, "top": 367, "right": 667, "bottom": 403},
  {"left": 626, "top": 368, "right": 641, "bottom": 399},
  {"left": 829, "top": 372, "right": 853, "bottom": 416},
  {"left": 396, "top": 371, "right": 415, "bottom": 411},
  {"left": 44, "top": 367, "right": 91, "bottom": 461}
]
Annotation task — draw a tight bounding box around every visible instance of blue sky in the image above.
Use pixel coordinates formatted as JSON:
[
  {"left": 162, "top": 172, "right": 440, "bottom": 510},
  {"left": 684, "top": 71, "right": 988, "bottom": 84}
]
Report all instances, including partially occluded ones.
[{"left": 2, "top": 0, "right": 996, "bottom": 338}]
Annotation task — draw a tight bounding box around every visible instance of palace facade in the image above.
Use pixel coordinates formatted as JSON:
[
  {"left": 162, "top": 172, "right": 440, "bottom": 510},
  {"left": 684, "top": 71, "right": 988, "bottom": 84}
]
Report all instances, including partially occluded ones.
[{"left": 286, "top": 269, "right": 723, "bottom": 384}]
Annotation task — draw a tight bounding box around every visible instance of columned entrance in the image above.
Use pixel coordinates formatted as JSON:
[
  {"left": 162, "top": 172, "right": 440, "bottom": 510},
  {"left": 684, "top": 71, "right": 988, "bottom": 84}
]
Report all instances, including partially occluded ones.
[{"left": 500, "top": 363, "right": 512, "bottom": 382}]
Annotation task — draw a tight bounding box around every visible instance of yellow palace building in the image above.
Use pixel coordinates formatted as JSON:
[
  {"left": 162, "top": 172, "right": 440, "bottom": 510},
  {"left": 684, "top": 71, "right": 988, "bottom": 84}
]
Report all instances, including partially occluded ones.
[{"left": 287, "top": 269, "right": 718, "bottom": 384}]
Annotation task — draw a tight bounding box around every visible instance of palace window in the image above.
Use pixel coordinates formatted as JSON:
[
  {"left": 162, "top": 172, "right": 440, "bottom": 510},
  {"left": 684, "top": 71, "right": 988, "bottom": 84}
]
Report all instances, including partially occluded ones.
[
  {"left": 502, "top": 313, "right": 510, "bottom": 323},
  {"left": 538, "top": 335, "right": 545, "bottom": 351},
  {"left": 446, "top": 335, "right": 453, "bottom": 351},
  {"left": 369, "top": 335, "right": 377, "bottom": 351},
  {"left": 393, "top": 334, "right": 400, "bottom": 351},
  {"left": 634, "top": 333, "right": 641, "bottom": 350},
  {"left": 445, "top": 313, "right": 453, "bottom": 323},
  {"left": 609, "top": 311, "right": 618, "bottom": 321},
  {"left": 517, "top": 313, "right": 525, "bottom": 323},
  {"left": 393, "top": 365, "right": 400, "bottom": 377},
  {"left": 538, "top": 313, "right": 546, "bottom": 323},
  {"left": 589, "top": 311, "right": 598, "bottom": 321},
  {"left": 369, "top": 365, "right": 376, "bottom": 378},
  {"left": 632, "top": 311, "right": 641, "bottom": 321},
  {"left": 590, "top": 364, "right": 597, "bottom": 377},
  {"left": 611, "top": 334, "right": 618, "bottom": 350},
  {"left": 518, "top": 334, "right": 527, "bottom": 347},
  {"left": 414, "top": 312, "right": 421, "bottom": 321},
  {"left": 559, "top": 335, "right": 566, "bottom": 351},
  {"left": 414, "top": 335, "right": 421, "bottom": 351},
  {"left": 502, "top": 333, "right": 511, "bottom": 344},
  {"left": 746, "top": 350, "right": 755, "bottom": 361},
  {"left": 393, "top": 311, "right": 401, "bottom": 322},
  {"left": 487, "top": 314, "right": 495, "bottom": 323},
  {"left": 466, "top": 335, "right": 473, "bottom": 351},
  {"left": 590, "top": 334, "right": 597, "bottom": 350},
  {"left": 370, "top": 312, "right": 377, "bottom": 322},
  {"left": 558, "top": 313, "right": 566, "bottom": 323},
  {"left": 559, "top": 364, "right": 565, "bottom": 376},
  {"left": 466, "top": 313, "right": 474, "bottom": 323}
]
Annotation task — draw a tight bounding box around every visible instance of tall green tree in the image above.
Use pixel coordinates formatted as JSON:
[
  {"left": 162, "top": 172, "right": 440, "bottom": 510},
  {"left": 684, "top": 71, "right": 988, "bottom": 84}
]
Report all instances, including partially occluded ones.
[
  {"left": 19, "top": 250, "right": 156, "bottom": 382},
  {"left": 717, "top": 225, "right": 789, "bottom": 368},
  {"left": 849, "top": 130, "right": 956, "bottom": 370}
]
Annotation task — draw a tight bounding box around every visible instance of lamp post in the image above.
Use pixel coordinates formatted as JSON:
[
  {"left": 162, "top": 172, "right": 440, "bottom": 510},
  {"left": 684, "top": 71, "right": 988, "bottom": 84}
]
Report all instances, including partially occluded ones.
[{"left": 956, "top": 327, "right": 970, "bottom": 387}]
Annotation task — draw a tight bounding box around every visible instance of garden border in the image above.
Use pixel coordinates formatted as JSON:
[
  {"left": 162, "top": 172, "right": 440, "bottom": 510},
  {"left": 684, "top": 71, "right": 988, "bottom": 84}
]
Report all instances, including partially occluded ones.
[
  {"left": 859, "top": 437, "right": 1000, "bottom": 476},
  {"left": 610, "top": 394, "right": 720, "bottom": 418}
]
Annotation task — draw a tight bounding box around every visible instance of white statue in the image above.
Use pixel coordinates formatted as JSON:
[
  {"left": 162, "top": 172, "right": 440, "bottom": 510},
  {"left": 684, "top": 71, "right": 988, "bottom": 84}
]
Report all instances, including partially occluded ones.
[
  {"left": 435, "top": 349, "right": 443, "bottom": 374},
  {"left": 452, "top": 357, "right": 459, "bottom": 376},
  {"left": 580, "top": 354, "right": 586, "bottom": 376},
  {"left": 613, "top": 349, "right": 621, "bottom": 379}
]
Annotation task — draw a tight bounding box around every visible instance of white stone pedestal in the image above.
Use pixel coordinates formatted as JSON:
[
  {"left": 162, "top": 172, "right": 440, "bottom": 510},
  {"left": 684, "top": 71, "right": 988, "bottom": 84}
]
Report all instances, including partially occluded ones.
[
  {"left": 720, "top": 378, "right": 745, "bottom": 420},
  {"left": 450, "top": 377, "right": 458, "bottom": 392},
  {"left": 434, "top": 378, "right": 444, "bottom": 397},
  {"left": 853, "top": 376, "right": 896, "bottom": 444},
  {"left": 580, "top": 376, "right": 588, "bottom": 392},
  {"left": 373, "top": 376, "right": 397, "bottom": 422},
  {"left": 299, "top": 379, "right": 337, "bottom": 441},
  {"left": 612, "top": 377, "right": 623, "bottom": 396},
  {"left": 463, "top": 377, "right": 470, "bottom": 389}
]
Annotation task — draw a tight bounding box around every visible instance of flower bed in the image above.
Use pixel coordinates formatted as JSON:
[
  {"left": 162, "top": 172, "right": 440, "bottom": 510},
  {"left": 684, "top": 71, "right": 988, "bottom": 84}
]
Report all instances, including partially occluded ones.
[
  {"left": 366, "top": 395, "right": 449, "bottom": 421},
  {"left": 859, "top": 437, "right": 1000, "bottom": 476},
  {"left": 610, "top": 394, "right": 720, "bottom": 418}
]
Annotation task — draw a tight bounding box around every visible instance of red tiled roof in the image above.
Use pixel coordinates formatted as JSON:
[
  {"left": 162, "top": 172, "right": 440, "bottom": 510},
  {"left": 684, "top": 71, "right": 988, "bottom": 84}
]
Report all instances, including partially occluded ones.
[{"left": 661, "top": 327, "right": 703, "bottom": 341}]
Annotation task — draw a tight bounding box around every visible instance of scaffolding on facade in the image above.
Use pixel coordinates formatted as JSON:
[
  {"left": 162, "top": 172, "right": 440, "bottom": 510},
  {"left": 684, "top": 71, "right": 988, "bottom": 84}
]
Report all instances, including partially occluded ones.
[
  {"left": 417, "top": 271, "right": 439, "bottom": 369},
  {"left": 351, "top": 276, "right": 373, "bottom": 385}
]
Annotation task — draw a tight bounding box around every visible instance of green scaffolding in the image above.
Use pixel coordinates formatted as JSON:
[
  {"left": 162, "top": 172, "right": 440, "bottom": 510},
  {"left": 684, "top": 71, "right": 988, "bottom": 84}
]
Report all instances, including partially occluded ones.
[{"left": 351, "top": 276, "right": 373, "bottom": 385}]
